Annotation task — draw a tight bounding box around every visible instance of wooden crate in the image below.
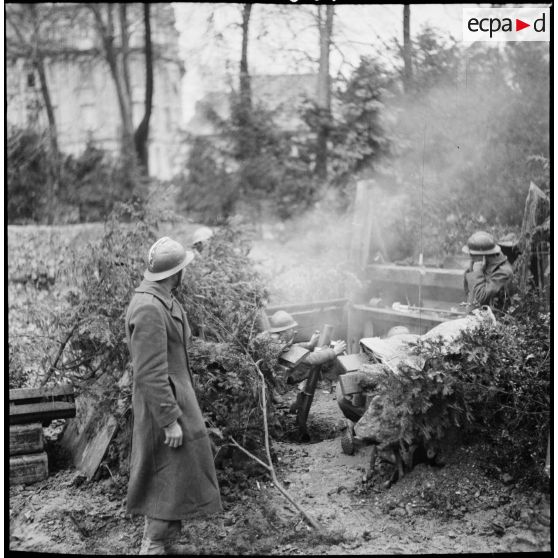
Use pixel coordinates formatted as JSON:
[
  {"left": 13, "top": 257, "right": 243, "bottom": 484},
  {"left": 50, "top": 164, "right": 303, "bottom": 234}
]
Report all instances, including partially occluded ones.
[
  {"left": 10, "top": 452, "right": 49, "bottom": 485},
  {"left": 10, "top": 423, "right": 44, "bottom": 456}
]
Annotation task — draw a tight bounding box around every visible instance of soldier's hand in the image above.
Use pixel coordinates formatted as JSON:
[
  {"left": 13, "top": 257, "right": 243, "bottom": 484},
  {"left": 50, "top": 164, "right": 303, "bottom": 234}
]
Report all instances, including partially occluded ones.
[
  {"left": 309, "top": 331, "right": 320, "bottom": 346},
  {"left": 163, "top": 420, "right": 183, "bottom": 448},
  {"left": 332, "top": 340, "right": 347, "bottom": 356}
]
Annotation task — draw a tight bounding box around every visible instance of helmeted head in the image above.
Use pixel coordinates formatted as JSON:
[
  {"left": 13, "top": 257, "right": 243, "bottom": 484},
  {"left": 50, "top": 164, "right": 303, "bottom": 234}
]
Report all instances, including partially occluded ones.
[
  {"left": 386, "top": 326, "right": 410, "bottom": 338},
  {"left": 192, "top": 226, "right": 214, "bottom": 252},
  {"left": 462, "top": 231, "right": 501, "bottom": 256},
  {"left": 268, "top": 310, "right": 298, "bottom": 334},
  {"left": 144, "top": 237, "right": 195, "bottom": 281}
]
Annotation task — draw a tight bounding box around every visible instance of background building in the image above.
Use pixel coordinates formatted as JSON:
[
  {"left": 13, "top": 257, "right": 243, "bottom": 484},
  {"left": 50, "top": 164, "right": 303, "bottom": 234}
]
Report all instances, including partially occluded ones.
[{"left": 6, "top": 4, "right": 184, "bottom": 180}]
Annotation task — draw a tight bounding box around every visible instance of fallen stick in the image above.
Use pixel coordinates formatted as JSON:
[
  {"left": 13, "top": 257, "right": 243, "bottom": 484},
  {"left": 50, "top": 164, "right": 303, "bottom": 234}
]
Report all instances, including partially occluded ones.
[
  {"left": 197, "top": 312, "right": 324, "bottom": 532},
  {"left": 229, "top": 360, "right": 323, "bottom": 533}
]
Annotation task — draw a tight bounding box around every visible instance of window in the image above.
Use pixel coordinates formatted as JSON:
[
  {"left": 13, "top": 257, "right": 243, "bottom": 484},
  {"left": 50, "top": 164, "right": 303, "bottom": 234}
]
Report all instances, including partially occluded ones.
[{"left": 27, "top": 72, "right": 36, "bottom": 88}]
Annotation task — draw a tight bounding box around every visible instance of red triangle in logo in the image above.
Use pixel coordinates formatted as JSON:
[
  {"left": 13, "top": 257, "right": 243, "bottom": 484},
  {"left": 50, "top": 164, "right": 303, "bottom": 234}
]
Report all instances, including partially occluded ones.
[{"left": 516, "top": 18, "right": 530, "bottom": 31}]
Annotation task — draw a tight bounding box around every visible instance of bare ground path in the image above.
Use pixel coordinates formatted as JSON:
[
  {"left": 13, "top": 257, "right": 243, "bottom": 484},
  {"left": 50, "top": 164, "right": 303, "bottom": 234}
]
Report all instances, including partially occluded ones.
[{"left": 9, "top": 387, "right": 551, "bottom": 555}]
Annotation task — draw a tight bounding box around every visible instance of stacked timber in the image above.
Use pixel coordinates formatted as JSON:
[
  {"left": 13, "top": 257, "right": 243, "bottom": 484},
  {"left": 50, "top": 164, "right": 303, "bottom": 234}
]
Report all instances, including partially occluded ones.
[{"left": 9, "top": 384, "right": 76, "bottom": 485}]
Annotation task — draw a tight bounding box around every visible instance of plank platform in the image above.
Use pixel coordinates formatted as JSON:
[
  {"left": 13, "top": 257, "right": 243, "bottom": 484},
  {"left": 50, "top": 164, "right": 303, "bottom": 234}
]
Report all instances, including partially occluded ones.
[
  {"left": 9, "top": 401, "right": 76, "bottom": 425},
  {"left": 9, "top": 383, "right": 74, "bottom": 403}
]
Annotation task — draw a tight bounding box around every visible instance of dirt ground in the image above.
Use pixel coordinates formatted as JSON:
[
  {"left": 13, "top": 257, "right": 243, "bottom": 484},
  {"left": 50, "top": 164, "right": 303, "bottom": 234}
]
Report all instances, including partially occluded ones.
[{"left": 9, "top": 386, "right": 551, "bottom": 555}]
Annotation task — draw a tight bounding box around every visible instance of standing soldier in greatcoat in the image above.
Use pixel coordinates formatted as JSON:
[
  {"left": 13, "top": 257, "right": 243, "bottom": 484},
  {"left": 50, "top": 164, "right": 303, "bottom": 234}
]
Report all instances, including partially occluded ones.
[{"left": 125, "top": 237, "right": 222, "bottom": 555}]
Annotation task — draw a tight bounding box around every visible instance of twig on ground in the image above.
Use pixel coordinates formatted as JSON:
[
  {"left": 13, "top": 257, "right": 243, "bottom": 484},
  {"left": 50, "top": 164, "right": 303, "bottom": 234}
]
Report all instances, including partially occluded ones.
[{"left": 230, "top": 358, "right": 323, "bottom": 533}]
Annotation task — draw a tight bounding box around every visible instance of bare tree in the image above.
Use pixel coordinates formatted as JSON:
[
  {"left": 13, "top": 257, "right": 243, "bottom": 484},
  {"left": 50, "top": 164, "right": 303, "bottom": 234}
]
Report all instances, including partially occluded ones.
[
  {"left": 88, "top": 3, "right": 135, "bottom": 158},
  {"left": 6, "top": 3, "right": 62, "bottom": 224},
  {"left": 133, "top": 3, "right": 154, "bottom": 173},
  {"left": 315, "top": 5, "right": 334, "bottom": 180},
  {"left": 239, "top": 3, "right": 252, "bottom": 112},
  {"left": 403, "top": 5, "right": 413, "bottom": 93}
]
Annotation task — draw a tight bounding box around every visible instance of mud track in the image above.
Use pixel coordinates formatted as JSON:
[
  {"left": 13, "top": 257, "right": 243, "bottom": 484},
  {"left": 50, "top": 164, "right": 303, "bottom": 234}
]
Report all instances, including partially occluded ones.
[{"left": 9, "top": 387, "right": 551, "bottom": 555}]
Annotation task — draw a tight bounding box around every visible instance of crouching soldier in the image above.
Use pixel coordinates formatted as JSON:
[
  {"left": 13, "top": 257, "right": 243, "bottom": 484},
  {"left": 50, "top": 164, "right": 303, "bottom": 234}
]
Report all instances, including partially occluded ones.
[
  {"left": 266, "top": 310, "right": 346, "bottom": 440},
  {"left": 462, "top": 231, "right": 514, "bottom": 312}
]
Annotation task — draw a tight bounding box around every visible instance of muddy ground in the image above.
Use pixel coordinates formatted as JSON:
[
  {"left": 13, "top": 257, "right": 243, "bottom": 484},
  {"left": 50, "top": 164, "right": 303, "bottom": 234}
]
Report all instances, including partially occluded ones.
[{"left": 9, "top": 385, "right": 551, "bottom": 555}]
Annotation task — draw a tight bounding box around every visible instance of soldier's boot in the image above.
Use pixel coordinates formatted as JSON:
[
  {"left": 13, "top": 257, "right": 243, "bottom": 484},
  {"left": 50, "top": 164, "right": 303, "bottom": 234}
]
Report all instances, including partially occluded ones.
[
  {"left": 340, "top": 419, "right": 355, "bottom": 455},
  {"left": 165, "top": 542, "right": 196, "bottom": 555},
  {"left": 139, "top": 538, "right": 166, "bottom": 555}
]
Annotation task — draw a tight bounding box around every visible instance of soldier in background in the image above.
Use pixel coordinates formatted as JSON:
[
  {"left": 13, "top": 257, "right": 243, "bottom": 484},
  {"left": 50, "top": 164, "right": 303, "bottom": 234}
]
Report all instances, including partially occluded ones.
[
  {"left": 191, "top": 226, "right": 214, "bottom": 254},
  {"left": 462, "top": 231, "right": 514, "bottom": 311}
]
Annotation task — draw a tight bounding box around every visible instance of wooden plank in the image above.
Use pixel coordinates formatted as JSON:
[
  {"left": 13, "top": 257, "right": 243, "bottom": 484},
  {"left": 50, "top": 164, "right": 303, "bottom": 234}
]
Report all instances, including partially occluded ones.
[
  {"left": 349, "top": 180, "right": 370, "bottom": 266},
  {"left": 10, "top": 423, "right": 44, "bottom": 456},
  {"left": 60, "top": 378, "right": 120, "bottom": 480},
  {"left": 9, "top": 383, "right": 74, "bottom": 403},
  {"left": 266, "top": 298, "right": 348, "bottom": 314},
  {"left": 365, "top": 264, "right": 464, "bottom": 290},
  {"left": 279, "top": 345, "right": 310, "bottom": 366},
  {"left": 9, "top": 401, "right": 76, "bottom": 424},
  {"left": 337, "top": 354, "right": 367, "bottom": 373},
  {"left": 10, "top": 452, "right": 49, "bottom": 485},
  {"left": 339, "top": 371, "right": 362, "bottom": 396}
]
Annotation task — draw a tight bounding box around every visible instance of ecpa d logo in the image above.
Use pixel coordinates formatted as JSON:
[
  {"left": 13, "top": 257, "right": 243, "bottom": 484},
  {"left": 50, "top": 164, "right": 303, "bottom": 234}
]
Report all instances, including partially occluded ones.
[{"left": 462, "top": 7, "right": 550, "bottom": 42}]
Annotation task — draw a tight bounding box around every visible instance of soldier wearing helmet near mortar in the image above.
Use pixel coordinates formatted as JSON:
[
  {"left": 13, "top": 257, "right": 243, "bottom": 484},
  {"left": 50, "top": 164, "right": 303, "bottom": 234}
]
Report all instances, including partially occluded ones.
[
  {"left": 264, "top": 310, "right": 346, "bottom": 409},
  {"left": 125, "top": 237, "right": 222, "bottom": 555},
  {"left": 191, "top": 226, "right": 214, "bottom": 254},
  {"left": 462, "top": 231, "right": 514, "bottom": 311}
]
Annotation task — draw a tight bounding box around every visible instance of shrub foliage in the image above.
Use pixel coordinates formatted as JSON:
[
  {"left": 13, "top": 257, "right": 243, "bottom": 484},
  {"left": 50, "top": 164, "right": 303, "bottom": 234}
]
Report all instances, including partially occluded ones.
[{"left": 370, "top": 293, "right": 550, "bottom": 486}]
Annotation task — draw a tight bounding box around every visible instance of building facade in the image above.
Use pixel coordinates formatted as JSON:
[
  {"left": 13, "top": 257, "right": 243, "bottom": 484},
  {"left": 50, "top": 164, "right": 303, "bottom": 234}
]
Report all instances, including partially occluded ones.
[{"left": 6, "top": 4, "right": 184, "bottom": 180}]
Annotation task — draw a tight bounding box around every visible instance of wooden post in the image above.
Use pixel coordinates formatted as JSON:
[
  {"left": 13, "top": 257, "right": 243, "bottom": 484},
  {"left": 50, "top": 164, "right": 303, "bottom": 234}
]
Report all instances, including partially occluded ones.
[
  {"left": 349, "top": 180, "right": 370, "bottom": 267},
  {"left": 519, "top": 182, "right": 549, "bottom": 291},
  {"left": 317, "top": 324, "right": 334, "bottom": 347}
]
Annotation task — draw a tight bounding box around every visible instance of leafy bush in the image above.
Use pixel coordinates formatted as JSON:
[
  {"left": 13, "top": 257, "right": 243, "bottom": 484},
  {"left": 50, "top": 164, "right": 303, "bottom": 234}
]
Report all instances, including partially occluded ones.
[
  {"left": 7, "top": 127, "right": 148, "bottom": 225},
  {"left": 7, "top": 127, "right": 51, "bottom": 223},
  {"left": 16, "top": 203, "right": 281, "bottom": 472},
  {"left": 371, "top": 297, "right": 550, "bottom": 487}
]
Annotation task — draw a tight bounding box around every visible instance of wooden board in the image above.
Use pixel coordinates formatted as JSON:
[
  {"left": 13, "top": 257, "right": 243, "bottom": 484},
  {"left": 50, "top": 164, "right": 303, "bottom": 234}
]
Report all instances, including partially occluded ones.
[
  {"left": 10, "top": 452, "right": 49, "bottom": 485},
  {"left": 336, "top": 353, "right": 368, "bottom": 373},
  {"left": 60, "top": 380, "right": 119, "bottom": 480},
  {"left": 9, "top": 401, "right": 76, "bottom": 425},
  {"left": 9, "top": 383, "right": 74, "bottom": 403},
  {"left": 339, "top": 371, "right": 362, "bottom": 396},
  {"left": 10, "top": 423, "right": 44, "bottom": 456},
  {"left": 279, "top": 345, "right": 310, "bottom": 366},
  {"left": 365, "top": 264, "right": 465, "bottom": 289}
]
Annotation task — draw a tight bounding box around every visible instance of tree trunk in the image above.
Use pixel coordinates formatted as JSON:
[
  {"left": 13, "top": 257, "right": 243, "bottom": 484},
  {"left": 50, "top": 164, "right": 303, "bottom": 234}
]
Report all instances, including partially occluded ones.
[
  {"left": 240, "top": 4, "right": 252, "bottom": 113},
  {"left": 315, "top": 5, "right": 333, "bottom": 180},
  {"left": 28, "top": 4, "right": 60, "bottom": 224},
  {"left": 237, "top": 3, "right": 253, "bottom": 164},
  {"left": 134, "top": 2, "right": 153, "bottom": 173},
  {"left": 90, "top": 3, "right": 134, "bottom": 157},
  {"left": 119, "top": 3, "right": 132, "bottom": 101},
  {"left": 403, "top": 5, "right": 413, "bottom": 93}
]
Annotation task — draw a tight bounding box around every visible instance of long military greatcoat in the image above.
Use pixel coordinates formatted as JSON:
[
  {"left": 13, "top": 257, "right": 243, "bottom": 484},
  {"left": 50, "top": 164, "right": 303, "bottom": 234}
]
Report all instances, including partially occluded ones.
[{"left": 125, "top": 279, "right": 222, "bottom": 520}]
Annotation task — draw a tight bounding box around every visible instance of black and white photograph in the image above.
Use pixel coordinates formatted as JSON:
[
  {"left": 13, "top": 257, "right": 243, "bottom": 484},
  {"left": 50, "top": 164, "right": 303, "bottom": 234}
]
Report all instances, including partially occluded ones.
[{"left": 6, "top": 2, "right": 551, "bottom": 555}]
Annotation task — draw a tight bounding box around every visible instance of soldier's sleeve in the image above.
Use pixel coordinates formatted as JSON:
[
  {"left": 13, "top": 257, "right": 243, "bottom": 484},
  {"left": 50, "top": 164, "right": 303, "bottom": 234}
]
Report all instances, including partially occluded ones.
[
  {"left": 301, "top": 348, "right": 337, "bottom": 367},
  {"left": 129, "top": 302, "right": 182, "bottom": 427},
  {"left": 464, "top": 265, "right": 513, "bottom": 306}
]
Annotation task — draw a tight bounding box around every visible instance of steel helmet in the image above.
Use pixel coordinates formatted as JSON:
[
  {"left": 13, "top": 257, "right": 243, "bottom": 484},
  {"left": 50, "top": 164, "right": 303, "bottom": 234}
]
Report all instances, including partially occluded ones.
[
  {"left": 386, "top": 326, "right": 410, "bottom": 338},
  {"left": 192, "top": 226, "right": 214, "bottom": 246},
  {"left": 268, "top": 310, "right": 298, "bottom": 333},
  {"left": 144, "top": 237, "right": 195, "bottom": 281},
  {"left": 462, "top": 231, "right": 501, "bottom": 256}
]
